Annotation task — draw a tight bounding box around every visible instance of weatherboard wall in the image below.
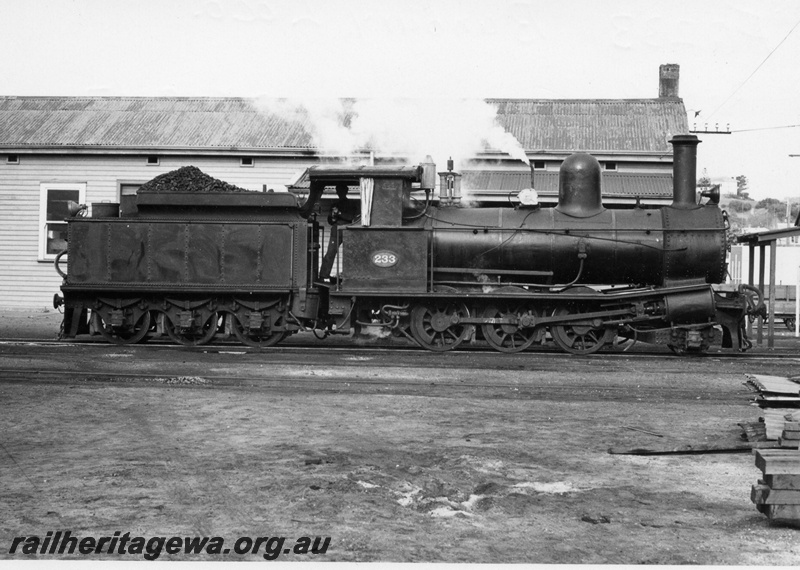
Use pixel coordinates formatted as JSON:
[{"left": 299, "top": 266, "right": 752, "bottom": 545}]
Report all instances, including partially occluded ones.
[{"left": 0, "top": 153, "right": 310, "bottom": 309}]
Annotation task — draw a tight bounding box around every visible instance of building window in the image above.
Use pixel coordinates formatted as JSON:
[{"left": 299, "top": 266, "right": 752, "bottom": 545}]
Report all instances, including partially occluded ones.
[
  {"left": 119, "top": 182, "right": 143, "bottom": 217},
  {"left": 604, "top": 161, "right": 617, "bottom": 171},
  {"left": 533, "top": 160, "right": 545, "bottom": 169},
  {"left": 240, "top": 157, "right": 254, "bottom": 167},
  {"left": 147, "top": 156, "right": 160, "bottom": 165},
  {"left": 39, "top": 183, "right": 86, "bottom": 260},
  {"left": 6, "top": 154, "right": 19, "bottom": 164}
]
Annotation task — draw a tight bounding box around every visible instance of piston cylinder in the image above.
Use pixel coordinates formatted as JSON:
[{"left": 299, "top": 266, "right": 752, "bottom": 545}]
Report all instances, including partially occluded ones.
[{"left": 664, "top": 289, "right": 715, "bottom": 324}]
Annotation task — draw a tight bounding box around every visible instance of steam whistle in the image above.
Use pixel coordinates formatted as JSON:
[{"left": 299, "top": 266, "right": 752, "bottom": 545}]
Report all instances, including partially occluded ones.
[
  {"left": 700, "top": 185, "right": 720, "bottom": 205},
  {"left": 438, "top": 156, "right": 462, "bottom": 206}
]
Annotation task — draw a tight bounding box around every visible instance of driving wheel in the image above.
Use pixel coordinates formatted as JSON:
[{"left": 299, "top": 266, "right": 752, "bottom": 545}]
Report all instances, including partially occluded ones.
[
  {"left": 481, "top": 304, "right": 541, "bottom": 353},
  {"left": 550, "top": 306, "right": 608, "bottom": 355},
  {"left": 409, "top": 301, "right": 471, "bottom": 352}
]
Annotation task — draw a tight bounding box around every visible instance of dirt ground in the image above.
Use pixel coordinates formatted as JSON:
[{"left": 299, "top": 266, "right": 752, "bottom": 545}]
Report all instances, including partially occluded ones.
[{"left": 1, "top": 307, "right": 800, "bottom": 564}]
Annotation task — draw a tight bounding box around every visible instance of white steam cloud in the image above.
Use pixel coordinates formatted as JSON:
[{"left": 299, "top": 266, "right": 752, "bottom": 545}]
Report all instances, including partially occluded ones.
[{"left": 252, "top": 97, "right": 530, "bottom": 170}]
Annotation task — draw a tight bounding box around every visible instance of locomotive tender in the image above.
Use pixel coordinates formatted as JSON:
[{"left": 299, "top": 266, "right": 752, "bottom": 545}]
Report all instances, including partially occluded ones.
[{"left": 54, "top": 134, "right": 762, "bottom": 354}]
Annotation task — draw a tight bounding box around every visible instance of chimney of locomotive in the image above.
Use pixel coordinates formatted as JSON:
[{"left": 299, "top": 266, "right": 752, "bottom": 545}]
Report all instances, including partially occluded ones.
[
  {"left": 669, "top": 134, "right": 701, "bottom": 209},
  {"left": 659, "top": 63, "right": 680, "bottom": 98}
]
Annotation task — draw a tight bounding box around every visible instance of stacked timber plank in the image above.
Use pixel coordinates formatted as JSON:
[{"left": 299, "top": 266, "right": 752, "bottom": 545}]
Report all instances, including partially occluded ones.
[
  {"left": 744, "top": 375, "right": 800, "bottom": 440},
  {"left": 751, "top": 444, "right": 800, "bottom": 526},
  {"left": 779, "top": 412, "right": 800, "bottom": 449}
]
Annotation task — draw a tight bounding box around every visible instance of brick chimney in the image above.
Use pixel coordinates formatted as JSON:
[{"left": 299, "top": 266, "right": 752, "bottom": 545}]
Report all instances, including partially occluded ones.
[{"left": 659, "top": 63, "right": 680, "bottom": 98}]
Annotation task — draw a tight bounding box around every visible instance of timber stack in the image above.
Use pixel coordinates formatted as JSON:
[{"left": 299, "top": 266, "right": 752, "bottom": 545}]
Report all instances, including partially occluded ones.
[
  {"left": 744, "top": 374, "right": 800, "bottom": 440},
  {"left": 778, "top": 412, "right": 800, "bottom": 449},
  {"left": 751, "top": 413, "right": 800, "bottom": 526}
]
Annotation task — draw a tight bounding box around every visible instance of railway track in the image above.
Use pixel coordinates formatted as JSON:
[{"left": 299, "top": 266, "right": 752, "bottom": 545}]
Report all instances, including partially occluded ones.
[
  {"left": 0, "top": 335, "right": 798, "bottom": 360},
  {"left": 0, "top": 334, "right": 789, "bottom": 406}
]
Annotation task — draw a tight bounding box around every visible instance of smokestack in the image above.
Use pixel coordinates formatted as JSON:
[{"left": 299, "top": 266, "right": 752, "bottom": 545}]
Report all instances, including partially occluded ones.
[
  {"left": 669, "top": 134, "right": 700, "bottom": 209},
  {"left": 659, "top": 64, "right": 680, "bottom": 98}
]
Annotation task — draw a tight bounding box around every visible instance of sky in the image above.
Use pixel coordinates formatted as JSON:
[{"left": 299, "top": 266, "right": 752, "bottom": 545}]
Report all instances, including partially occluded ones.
[{"left": 2, "top": 0, "right": 800, "bottom": 200}]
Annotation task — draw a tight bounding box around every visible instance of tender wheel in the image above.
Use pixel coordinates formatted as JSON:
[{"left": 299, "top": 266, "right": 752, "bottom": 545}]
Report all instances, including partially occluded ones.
[
  {"left": 231, "top": 315, "right": 285, "bottom": 348},
  {"left": 163, "top": 311, "right": 219, "bottom": 346},
  {"left": 481, "top": 304, "right": 541, "bottom": 353},
  {"left": 97, "top": 310, "right": 151, "bottom": 345},
  {"left": 785, "top": 317, "right": 796, "bottom": 331},
  {"left": 409, "top": 301, "right": 471, "bottom": 352},
  {"left": 550, "top": 307, "right": 608, "bottom": 355}
]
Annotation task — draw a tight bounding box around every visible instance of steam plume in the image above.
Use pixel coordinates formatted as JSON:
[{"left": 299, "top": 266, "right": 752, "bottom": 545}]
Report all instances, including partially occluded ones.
[{"left": 252, "top": 97, "right": 530, "bottom": 169}]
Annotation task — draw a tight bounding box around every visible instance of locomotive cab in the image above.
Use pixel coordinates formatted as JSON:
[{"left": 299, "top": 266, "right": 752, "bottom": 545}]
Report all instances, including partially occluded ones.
[{"left": 304, "top": 164, "right": 432, "bottom": 291}]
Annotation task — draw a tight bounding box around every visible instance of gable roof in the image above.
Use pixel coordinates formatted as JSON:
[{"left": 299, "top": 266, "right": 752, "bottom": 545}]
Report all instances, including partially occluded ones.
[
  {"left": 0, "top": 97, "right": 314, "bottom": 151},
  {"left": 487, "top": 99, "right": 687, "bottom": 153},
  {"left": 0, "top": 96, "right": 687, "bottom": 156}
]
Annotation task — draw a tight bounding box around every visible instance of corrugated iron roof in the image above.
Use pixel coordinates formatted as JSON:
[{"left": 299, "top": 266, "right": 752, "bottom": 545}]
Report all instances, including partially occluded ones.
[
  {"left": 487, "top": 99, "right": 687, "bottom": 152},
  {"left": 462, "top": 170, "right": 672, "bottom": 197},
  {"left": 0, "top": 96, "right": 687, "bottom": 154},
  {"left": 0, "top": 97, "right": 314, "bottom": 149}
]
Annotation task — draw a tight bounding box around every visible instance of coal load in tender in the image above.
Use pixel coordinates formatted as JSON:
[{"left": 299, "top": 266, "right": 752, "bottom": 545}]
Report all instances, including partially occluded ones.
[{"left": 138, "top": 165, "right": 254, "bottom": 193}]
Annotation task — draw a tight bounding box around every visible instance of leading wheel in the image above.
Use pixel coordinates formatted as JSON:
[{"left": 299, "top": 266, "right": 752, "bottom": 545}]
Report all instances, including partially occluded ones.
[
  {"left": 97, "top": 310, "right": 151, "bottom": 345},
  {"left": 231, "top": 314, "right": 285, "bottom": 348},
  {"left": 163, "top": 312, "right": 219, "bottom": 346},
  {"left": 409, "top": 301, "right": 471, "bottom": 352},
  {"left": 481, "top": 304, "right": 541, "bottom": 353},
  {"left": 550, "top": 307, "right": 608, "bottom": 355}
]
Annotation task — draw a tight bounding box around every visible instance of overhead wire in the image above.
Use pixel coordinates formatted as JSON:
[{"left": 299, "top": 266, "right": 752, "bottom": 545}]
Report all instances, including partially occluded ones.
[
  {"left": 706, "top": 17, "right": 800, "bottom": 121},
  {"left": 731, "top": 124, "right": 800, "bottom": 133}
]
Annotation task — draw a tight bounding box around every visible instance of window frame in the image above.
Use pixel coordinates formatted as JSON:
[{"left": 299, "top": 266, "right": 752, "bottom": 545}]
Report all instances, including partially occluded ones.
[
  {"left": 38, "top": 182, "right": 86, "bottom": 261},
  {"left": 118, "top": 180, "right": 145, "bottom": 217},
  {"left": 117, "top": 180, "right": 145, "bottom": 200}
]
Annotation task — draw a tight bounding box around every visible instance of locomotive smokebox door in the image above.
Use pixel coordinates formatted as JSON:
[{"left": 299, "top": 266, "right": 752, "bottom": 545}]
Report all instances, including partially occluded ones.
[{"left": 342, "top": 227, "right": 428, "bottom": 292}]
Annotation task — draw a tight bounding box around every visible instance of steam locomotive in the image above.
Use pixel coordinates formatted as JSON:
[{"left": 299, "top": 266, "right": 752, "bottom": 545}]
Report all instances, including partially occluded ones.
[{"left": 54, "top": 134, "right": 762, "bottom": 354}]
